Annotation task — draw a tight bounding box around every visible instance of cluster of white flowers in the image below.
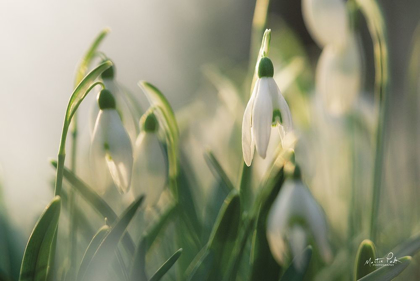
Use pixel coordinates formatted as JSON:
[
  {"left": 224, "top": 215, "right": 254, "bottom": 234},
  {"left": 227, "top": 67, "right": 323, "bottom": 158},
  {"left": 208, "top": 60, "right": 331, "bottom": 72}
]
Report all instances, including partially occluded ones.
[
  {"left": 89, "top": 68, "right": 166, "bottom": 206},
  {"left": 242, "top": 52, "right": 331, "bottom": 269},
  {"left": 303, "top": 0, "right": 362, "bottom": 115}
]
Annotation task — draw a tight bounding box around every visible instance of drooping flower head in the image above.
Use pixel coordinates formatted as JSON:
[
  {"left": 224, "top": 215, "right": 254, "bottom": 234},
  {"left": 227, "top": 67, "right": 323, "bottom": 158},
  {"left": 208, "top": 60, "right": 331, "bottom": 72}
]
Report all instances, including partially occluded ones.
[
  {"left": 267, "top": 166, "right": 332, "bottom": 270},
  {"left": 242, "top": 57, "right": 293, "bottom": 166},
  {"left": 90, "top": 89, "right": 133, "bottom": 194},
  {"left": 132, "top": 111, "right": 167, "bottom": 207},
  {"left": 90, "top": 61, "right": 139, "bottom": 141}
]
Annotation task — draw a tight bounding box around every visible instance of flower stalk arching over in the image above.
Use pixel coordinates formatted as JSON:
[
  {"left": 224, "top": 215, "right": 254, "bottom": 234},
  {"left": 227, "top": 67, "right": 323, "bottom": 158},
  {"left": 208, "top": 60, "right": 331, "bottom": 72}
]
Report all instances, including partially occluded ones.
[
  {"left": 90, "top": 89, "right": 133, "bottom": 194},
  {"left": 267, "top": 166, "right": 332, "bottom": 270},
  {"left": 242, "top": 57, "right": 293, "bottom": 166},
  {"left": 132, "top": 112, "right": 167, "bottom": 207}
]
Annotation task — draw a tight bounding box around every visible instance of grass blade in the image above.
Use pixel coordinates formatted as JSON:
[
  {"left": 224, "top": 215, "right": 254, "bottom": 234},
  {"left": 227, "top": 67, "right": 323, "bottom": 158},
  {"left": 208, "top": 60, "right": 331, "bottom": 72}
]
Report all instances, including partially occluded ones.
[
  {"left": 19, "top": 196, "right": 61, "bottom": 281},
  {"left": 77, "top": 225, "right": 110, "bottom": 280},
  {"left": 280, "top": 246, "right": 312, "bottom": 281},
  {"left": 357, "top": 256, "right": 411, "bottom": 281},
  {"left": 50, "top": 160, "right": 136, "bottom": 255},
  {"left": 204, "top": 149, "right": 235, "bottom": 192},
  {"left": 75, "top": 28, "right": 110, "bottom": 85},
  {"left": 355, "top": 240, "right": 377, "bottom": 280},
  {"left": 392, "top": 233, "right": 420, "bottom": 257},
  {"left": 149, "top": 248, "right": 183, "bottom": 281},
  {"left": 80, "top": 196, "right": 144, "bottom": 281}
]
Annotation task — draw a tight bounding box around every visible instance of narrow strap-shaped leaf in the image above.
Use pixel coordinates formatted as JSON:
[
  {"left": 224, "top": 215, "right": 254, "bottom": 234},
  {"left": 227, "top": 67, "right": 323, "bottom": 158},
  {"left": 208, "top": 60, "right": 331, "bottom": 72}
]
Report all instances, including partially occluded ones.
[
  {"left": 357, "top": 256, "right": 411, "bottom": 281},
  {"left": 185, "top": 250, "right": 214, "bottom": 281},
  {"left": 129, "top": 203, "right": 176, "bottom": 281},
  {"left": 51, "top": 160, "right": 136, "bottom": 255},
  {"left": 355, "top": 240, "right": 376, "bottom": 280},
  {"left": 66, "top": 60, "right": 112, "bottom": 123},
  {"left": 392, "top": 233, "right": 420, "bottom": 257},
  {"left": 138, "top": 81, "right": 179, "bottom": 179},
  {"left": 249, "top": 168, "right": 284, "bottom": 281},
  {"left": 77, "top": 225, "right": 110, "bottom": 280},
  {"left": 143, "top": 202, "right": 177, "bottom": 252},
  {"left": 80, "top": 196, "right": 143, "bottom": 281},
  {"left": 75, "top": 28, "right": 110, "bottom": 85},
  {"left": 206, "top": 192, "right": 241, "bottom": 280},
  {"left": 149, "top": 249, "right": 183, "bottom": 281},
  {"left": 19, "top": 196, "right": 61, "bottom": 281},
  {"left": 279, "top": 246, "right": 312, "bottom": 281},
  {"left": 204, "top": 150, "right": 235, "bottom": 192}
]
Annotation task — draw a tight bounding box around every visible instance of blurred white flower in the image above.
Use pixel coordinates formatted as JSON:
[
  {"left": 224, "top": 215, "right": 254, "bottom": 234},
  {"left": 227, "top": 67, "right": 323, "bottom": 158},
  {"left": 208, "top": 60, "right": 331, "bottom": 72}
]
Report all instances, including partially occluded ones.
[
  {"left": 132, "top": 112, "right": 167, "bottom": 206},
  {"left": 90, "top": 89, "right": 133, "bottom": 194},
  {"left": 302, "top": 0, "right": 349, "bottom": 48},
  {"left": 242, "top": 57, "right": 293, "bottom": 166},
  {"left": 316, "top": 34, "right": 362, "bottom": 115},
  {"left": 267, "top": 167, "right": 332, "bottom": 269}
]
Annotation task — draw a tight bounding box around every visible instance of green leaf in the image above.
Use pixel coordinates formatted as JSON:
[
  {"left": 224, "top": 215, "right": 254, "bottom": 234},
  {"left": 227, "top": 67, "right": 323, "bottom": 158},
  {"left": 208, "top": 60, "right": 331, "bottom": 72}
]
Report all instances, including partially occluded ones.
[
  {"left": 185, "top": 250, "right": 214, "bottom": 281},
  {"left": 280, "top": 246, "right": 312, "bottom": 281},
  {"left": 204, "top": 149, "right": 235, "bottom": 192},
  {"left": 19, "top": 196, "right": 61, "bottom": 281},
  {"left": 142, "top": 203, "right": 177, "bottom": 252},
  {"left": 392, "top": 233, "right": 420, "bottom": 257},
  {"left": 149, "top": 249, "right": 183, "bottom": 281},
  {"left": 66, "top": 60, "right": 113, "bottom": 124},
  {"left": 206, "top": 192, "right": 241, "bottom": 280},
  {"left": 138, "top": 81, "right": 179, "bottom": 179},
  {"left": 80, "top": 196, "right": 144, "bottom": 281},
  {"left": 239, "top": 162, "right": 253, "bottom": 212},
  {"left": 249, "top": 168, "right": 284, "bottom": 281},
  {"left": 357, "top": 256, "right": 411, "bottom": 281},
  {"left": 77, "top": 225, "right": 110, "bottom": 280},
  {"left": 355, "top": 239, "right": 377, "bottom": 280},
  {"left": 129, "top": 203, "right": 176, "bottom": 281},
  {"left": 50, "top": 160, "right": 136, "bottom": 255},
  {"left": 75, "top": 28, "right": 110, "bottom": 86}
]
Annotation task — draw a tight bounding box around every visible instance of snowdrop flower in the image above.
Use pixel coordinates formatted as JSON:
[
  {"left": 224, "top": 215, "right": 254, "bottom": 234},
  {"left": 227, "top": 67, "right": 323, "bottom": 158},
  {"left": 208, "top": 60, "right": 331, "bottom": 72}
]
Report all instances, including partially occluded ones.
[
  {"left": 316, "top": 34, "right": 362, "bottom": 115},
  {"left": 90, "top": 89, "right": 133, "bottom": 194},
  {"left": 242, "top": 57, "right": 293, "bottom": 166},
  {"left": 267, "top": 166, "right": 332, "bottom": 270},
  {"left": 302, "top": 0, "right": 349, "bottom": 48},
  {"left": 132, "top": 112, "right": 167, "bottom": 207},
  {"left": 90, "top": 62, "right": 138, "bottom": 141}
]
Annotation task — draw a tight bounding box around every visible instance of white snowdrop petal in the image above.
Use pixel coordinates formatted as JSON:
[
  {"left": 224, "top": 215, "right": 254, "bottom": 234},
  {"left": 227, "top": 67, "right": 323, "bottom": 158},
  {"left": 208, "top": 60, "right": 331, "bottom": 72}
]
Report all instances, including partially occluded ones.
[
  {"left": 104, "top": 79, "right": 139, "bottom": 142},
  {"left": 252, "top": 78, "right": 273, "bottom": 159},
  {"left": 316, "top": 34, "right": 361, "bottom": 115},
  {"left": 133, "top": 133, "right": 167, "bottom": 206},
  {"left": 301, "top": 185, "right": 332, "bottom": 263},
  {"left": 267, "top": 181, "right": 295, "bottom": 265},
  {"left": 302, "top": 0, "right": 349, "bottom": 48},
  {"left": 90, "top": 110, "right": 112, "bottom": 194},
  {"left": 268, "top": 78, "right": 293, "bottom": 134},
  {"left": 242, "top": 81, "right": 258, "bottom": 166},
  {"left": 104, "top": 110, "right": 133, "bottom": 194},
  {"left": 289, "top": 225, "right": 308, "bottom": 272}
]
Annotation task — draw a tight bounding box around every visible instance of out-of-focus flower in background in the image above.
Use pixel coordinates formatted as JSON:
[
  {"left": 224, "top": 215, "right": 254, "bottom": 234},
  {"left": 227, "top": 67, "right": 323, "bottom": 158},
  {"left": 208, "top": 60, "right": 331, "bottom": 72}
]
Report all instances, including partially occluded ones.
[
  {"left": 132, "top": 112, "right": 167, "bottom": 207},
  {"left": 267, "top": 166, "right": 332, "bottom": 269}
]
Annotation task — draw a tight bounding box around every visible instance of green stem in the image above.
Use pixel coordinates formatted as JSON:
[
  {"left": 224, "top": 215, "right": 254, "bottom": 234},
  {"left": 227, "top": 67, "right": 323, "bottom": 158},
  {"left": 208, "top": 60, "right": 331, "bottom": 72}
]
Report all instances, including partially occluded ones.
[{"left": 356, "top": 0, "right": 389, "bottom": 241}]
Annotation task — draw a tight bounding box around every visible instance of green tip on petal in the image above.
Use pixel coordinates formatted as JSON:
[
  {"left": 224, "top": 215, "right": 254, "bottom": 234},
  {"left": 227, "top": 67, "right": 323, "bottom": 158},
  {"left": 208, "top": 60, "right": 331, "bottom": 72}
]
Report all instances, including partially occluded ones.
[
  {"left": 258, "top": 57, "right": 274, "bottom": 78},
  {"left": 142, "top": 112, "right": 159, "bottom": 132},
  {"left": 98, "top": 89, "right": 116, "bottom": 109},
  {"left": 101, "top": 62, "right": 115, "bottom": 80},
  {"left": 292, "top": 165, "right": 302, "bottom": 180}
]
